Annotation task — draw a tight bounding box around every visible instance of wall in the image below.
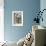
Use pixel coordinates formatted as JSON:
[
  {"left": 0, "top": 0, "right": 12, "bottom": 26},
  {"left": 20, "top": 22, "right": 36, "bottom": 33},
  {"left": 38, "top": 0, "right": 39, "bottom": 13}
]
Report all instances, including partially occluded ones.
[
  {"left": 40, "top": 0, "right": 46, "bottom": 27},
  {"left": 4, "top": 0, "right": 40, "bottom": 42}
]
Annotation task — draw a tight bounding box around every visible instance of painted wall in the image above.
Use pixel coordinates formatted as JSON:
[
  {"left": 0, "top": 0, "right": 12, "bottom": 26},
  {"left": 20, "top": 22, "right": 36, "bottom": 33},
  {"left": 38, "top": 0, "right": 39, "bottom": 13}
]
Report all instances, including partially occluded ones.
[
  {"left": 4, "top": 0, "right": 40, "bottom": 42},
  {"left": 40, "top": 0, "right": 46, "bottom": 27}
]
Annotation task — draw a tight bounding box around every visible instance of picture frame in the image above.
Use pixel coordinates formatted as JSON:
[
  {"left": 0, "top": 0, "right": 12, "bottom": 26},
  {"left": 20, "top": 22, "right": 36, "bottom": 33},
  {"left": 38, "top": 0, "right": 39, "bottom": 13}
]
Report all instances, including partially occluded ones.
[{"left": 12, "top": 11, "right": 23, "bottom": 26}]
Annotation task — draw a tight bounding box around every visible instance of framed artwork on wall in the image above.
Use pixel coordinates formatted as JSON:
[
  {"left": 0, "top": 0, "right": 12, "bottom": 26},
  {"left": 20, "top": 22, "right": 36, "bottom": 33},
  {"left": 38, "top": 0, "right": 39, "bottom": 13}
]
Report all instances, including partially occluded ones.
[{"left": 12, "top": 11, "right": 23, "bottom": 26}]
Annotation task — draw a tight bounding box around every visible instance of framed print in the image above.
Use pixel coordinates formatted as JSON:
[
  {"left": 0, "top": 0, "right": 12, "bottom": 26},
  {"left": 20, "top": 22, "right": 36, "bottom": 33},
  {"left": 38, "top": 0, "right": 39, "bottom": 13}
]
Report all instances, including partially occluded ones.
[{"left": 12, "top": 11, "right": 23, "bottom": 26}]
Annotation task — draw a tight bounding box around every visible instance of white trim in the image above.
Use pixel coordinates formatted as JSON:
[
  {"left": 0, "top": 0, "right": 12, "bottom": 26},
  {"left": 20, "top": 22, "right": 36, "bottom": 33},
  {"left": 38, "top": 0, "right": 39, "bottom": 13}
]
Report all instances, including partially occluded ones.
[{"left": 0, "top": 7, "right": 4, "bottom": 42}]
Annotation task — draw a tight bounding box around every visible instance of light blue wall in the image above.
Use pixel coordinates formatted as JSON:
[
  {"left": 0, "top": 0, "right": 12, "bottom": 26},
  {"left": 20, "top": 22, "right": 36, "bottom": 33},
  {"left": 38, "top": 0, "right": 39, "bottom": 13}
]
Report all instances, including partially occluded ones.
[
  {"left": 40, "top": 0, "right": 46, "bottom": 27},
  {"left": 4, "top": 0, "right": 40, "bottom": 42}
]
